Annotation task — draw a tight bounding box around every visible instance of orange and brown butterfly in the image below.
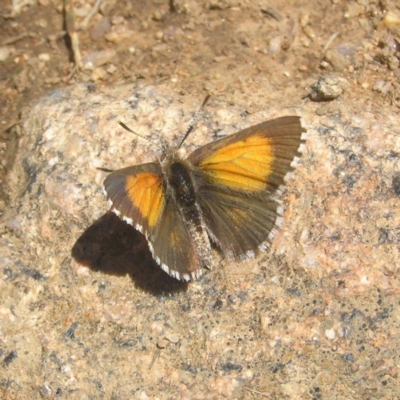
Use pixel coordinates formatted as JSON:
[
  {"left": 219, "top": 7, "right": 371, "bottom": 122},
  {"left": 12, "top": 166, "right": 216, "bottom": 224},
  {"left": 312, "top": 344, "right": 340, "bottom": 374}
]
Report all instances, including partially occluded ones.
[{"left": 103, "top": 97, "right": 307, "bottom": 281}]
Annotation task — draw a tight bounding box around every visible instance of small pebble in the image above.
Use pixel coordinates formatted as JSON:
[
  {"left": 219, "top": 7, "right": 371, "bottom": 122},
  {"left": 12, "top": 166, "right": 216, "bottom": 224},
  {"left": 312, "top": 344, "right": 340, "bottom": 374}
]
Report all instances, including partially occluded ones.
[
  {"left": 268, "top": 36, "right": 283, "bottom": 54},
  {"left": 373, "top": 80, "right": 392, "bottom": 95},
  {"left": 324, "top": 50, "right": 350, "bottom": 72},
  {"left": 165, "top": 333, "right": 179, "bottom": 344},
  {"left": 378, "top": 10, "right": 400, "bottom": 28},
  {"left": 91, "top": 67, "right": 107, "bottom": 81},
  {"left": 0, "top": 47, "right": 12, "bottom": 62},
  {"left": 38, "top": 53, "right": 50, "bottom": 62},
  {"left": 302, "top": 25, "right": 315, "bottom": 40},
  {"left": 73, "top": 7, "right": 90, "bottom": 17},
  {"left": 82, "top": 49, "right": 117, "bottom": 70},
  {"left": 309, "top": 75, "right": 345, "bottom": 101},
  {"left": 344, "top": 3, "right": 363, "bottom": 18},
  {"left": 157, "top": 339, "right": 168, "bottom": 349},
  {"left": 6, "top": 217, "right": 22, "bottom": 230},
  {"left": 153, "top": 10, "right": 163, "bottom": 21},
  {"left": 111, "top": 15, "right": 125, "bottom": 25},
  {"left": 325, "top": 328, "right": 336, "bottom": 340},
  {"left": 106, "top": 64, "right": 117, "bottom": 74},
  {"left": 104, "top": 29, "right": 135, "bottom": 43}
]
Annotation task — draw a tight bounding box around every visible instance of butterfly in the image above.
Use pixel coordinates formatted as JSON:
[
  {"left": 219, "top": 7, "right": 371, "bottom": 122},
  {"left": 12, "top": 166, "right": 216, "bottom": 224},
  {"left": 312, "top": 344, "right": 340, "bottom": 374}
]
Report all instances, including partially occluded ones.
[{"left": 104, "top": 101, "right": 306, "bottom": 281}]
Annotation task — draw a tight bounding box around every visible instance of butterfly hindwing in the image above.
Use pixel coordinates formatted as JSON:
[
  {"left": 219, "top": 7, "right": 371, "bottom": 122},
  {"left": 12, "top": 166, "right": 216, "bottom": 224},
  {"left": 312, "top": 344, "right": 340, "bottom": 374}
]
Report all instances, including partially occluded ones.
[
  {"left": 150, "top": 196, "right": 203, "bottom": 280},
  {"left": 192, "top": 182, "right": 281, "bottom": 259}
]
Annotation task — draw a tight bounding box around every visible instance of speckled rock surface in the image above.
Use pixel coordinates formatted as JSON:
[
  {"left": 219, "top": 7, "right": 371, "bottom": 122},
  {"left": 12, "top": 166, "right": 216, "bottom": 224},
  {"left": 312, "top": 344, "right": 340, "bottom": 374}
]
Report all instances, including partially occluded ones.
[{"left": 1, "top": 83, "right": 399, "bottom": 399}]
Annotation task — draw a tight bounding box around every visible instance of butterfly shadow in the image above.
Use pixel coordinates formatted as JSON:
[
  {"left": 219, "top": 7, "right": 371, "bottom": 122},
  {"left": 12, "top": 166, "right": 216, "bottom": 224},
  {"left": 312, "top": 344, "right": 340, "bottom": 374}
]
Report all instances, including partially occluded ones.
[{"left": 71, "top": 212, "right": 188, "bottom": 295}]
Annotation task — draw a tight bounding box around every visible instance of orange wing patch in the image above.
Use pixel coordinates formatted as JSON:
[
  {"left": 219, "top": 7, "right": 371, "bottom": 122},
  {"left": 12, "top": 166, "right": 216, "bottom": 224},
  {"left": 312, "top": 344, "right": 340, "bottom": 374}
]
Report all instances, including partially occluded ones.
[
  {"left": 199, "top": 134, "right": 274, "bottom": 191},
  {"left": 125, "top": 173, "right": 164, "bottom": 227}
]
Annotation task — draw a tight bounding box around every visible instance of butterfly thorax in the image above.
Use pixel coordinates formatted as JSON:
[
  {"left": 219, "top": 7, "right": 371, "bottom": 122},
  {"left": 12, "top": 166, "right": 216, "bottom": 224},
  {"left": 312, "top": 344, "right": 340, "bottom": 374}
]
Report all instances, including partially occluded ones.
[
  {"left": 168, "top": 162, "right": 196, "bottom": 206},
  {"left": 161, "top": 149, "right": 194, "bottom": 207}
]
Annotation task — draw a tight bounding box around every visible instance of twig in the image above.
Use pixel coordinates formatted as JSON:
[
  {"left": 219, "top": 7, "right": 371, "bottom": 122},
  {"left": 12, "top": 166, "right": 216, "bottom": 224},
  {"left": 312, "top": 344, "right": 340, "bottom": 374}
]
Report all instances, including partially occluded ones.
[
  {"left": 2, "top": 32, "right": 36, "bottom": 46},
  {"left": 149, "top": 348, "right": 160, "bottom": 370},
  {"left": 322, "top": 32, "right": 339, "bottom": 55},
  {"left": 64, "top": 0, "right": 82, "bottom": 69},
  {"left": 80, "top": 0, "right": 104, "bottom": 29},
  {"left": 260, "top": 4, "right": 283, "bottom": 21},
  {"left": 244, "top": 386, "right": 271, "bottom": 398}
]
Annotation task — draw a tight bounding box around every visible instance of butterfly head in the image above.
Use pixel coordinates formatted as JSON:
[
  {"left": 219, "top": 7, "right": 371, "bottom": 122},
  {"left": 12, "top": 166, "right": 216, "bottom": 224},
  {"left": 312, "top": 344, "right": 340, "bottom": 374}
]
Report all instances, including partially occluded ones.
[{"left": 159, "top": 144, "right": 188, "bottom": 166}]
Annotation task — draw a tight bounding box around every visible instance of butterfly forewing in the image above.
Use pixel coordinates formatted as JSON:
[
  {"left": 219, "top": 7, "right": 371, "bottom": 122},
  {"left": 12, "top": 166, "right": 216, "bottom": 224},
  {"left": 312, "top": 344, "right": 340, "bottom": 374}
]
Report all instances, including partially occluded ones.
[
  {"left": 189, "top": 116, "right": 306, "bottom": 260},
  {"left": 104, "top": 162, "right": 204, "bottom": 281},
  {"left": 189, "top": 116, "right": 304, "bottom": 192},
  {"left": 104, "top": 163, "right": 166, "bottom": 235}
]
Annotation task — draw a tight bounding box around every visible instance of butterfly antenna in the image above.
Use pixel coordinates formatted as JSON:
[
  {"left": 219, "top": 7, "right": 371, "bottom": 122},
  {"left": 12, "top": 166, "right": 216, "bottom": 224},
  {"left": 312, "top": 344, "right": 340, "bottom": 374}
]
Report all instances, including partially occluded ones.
[
  {"left": 118, "top": 121, "right": 163, "bottom": 149},
  {"left": 177, "top": 94, "right": 211, "bottom": 149}
]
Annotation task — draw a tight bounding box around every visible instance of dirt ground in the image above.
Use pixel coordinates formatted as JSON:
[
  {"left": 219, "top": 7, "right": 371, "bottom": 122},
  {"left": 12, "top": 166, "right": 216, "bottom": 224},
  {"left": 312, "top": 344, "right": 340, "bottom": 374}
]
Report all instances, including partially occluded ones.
[{"left": 1, "top": 0, "right": 400, "bottom": 399}]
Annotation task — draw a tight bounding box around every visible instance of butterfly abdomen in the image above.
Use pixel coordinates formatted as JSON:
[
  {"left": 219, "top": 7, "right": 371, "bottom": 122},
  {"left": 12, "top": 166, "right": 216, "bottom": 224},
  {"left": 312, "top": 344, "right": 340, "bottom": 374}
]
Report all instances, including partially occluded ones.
[{"left": 167, "top": 160, "right": 213, "bottom": 269}]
